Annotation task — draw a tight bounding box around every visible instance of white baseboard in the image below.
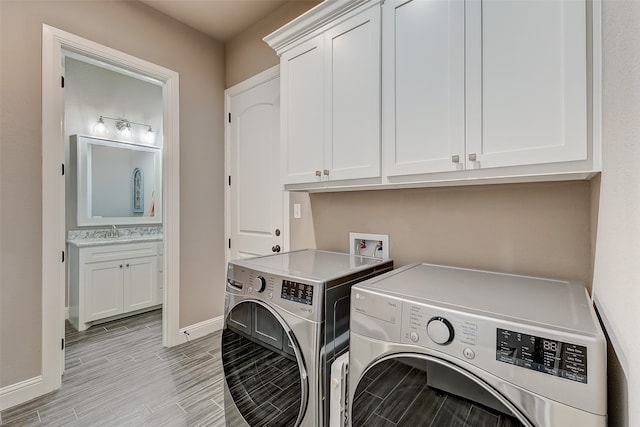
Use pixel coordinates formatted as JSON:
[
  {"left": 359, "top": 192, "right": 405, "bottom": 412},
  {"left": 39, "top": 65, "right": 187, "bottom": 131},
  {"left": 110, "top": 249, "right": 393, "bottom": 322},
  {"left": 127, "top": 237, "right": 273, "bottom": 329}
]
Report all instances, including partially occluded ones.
[
  {"left": 0, "top": 376, "right": 44, "bottom": 412},
  {"left": 176, "top": 315, "right": 223, "bottom": 345}
]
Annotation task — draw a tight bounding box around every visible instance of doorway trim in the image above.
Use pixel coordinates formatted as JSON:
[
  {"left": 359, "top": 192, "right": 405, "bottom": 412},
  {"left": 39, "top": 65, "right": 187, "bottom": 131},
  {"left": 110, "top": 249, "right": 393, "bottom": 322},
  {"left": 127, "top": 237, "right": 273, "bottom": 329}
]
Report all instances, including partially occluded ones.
[{"left": 37, "top": 25, "right": 180, "bottom": 406}]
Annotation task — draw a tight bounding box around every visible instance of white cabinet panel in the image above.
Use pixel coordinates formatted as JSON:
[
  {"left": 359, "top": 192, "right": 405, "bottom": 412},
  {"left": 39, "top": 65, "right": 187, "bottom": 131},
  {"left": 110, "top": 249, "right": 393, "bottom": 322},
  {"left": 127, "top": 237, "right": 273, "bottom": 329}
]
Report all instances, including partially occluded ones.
[
  {"left": 466, "top": 0, "right": 587, "bottom": 169},
  {"left": 123, "top": 256, "right": 158, "bottom": 312},
  {"left": 384, "top": 0, "right": 465, "bottom": 176},
  {"left": 271, "top": 1, "right": 382, "bottom": 187},
  {"left": 68, "top": 242, "right": 160, "bottom": 331},
  {"left": 84, "top": 260, "right": 124, "bottom": 322},
  {"left": 325, "top": 6, "right": 380, "bottom": 180},
  {"left": 281, "top": 36, "right": 324, "bottom": 184}
]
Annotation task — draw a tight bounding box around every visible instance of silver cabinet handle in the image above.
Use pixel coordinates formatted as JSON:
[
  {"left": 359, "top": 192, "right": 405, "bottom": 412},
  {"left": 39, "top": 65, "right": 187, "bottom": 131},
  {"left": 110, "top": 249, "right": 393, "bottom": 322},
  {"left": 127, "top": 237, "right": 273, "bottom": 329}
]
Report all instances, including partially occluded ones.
[
  {"left": 315, "top": 170, "right": 321, "bottom": 177},
  {"left": 451, "top": 155, "right": 460, "bottom": 163},
  {"left": 468, "top": 153, "right": 477, "bottom": 162},
  {"left": 323, "top": 169, "right": 329, "bottom": 176}
]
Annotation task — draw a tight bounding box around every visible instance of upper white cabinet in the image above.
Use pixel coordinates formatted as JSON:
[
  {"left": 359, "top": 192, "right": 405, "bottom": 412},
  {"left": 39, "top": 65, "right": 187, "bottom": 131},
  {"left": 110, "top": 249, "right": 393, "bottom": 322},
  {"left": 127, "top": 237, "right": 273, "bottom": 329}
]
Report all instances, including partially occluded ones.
[
  {"left": 384, "top": 0, "right": 597, "bottom": 183},
  {"left": 266, "top": 1, "right": 381, "bottom": 187},
  {"left": 267, "top": 0, "right": 599, "bottom": 191}
]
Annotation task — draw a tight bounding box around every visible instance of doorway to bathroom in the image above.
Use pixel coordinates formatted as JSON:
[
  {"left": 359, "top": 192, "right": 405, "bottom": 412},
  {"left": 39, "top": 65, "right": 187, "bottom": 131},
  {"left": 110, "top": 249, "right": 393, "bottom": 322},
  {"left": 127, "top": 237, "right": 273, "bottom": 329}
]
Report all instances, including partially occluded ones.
[{"left": 41, "top": 25, "right": 181, "bottom": 397}]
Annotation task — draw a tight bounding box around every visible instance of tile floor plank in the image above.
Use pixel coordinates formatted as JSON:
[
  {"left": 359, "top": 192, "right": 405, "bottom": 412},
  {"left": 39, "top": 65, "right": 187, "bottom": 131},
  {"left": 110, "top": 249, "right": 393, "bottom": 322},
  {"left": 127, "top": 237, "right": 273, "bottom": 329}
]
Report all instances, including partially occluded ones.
[{"left": 1, "top": 310, "right": 225, "bottom": 427}]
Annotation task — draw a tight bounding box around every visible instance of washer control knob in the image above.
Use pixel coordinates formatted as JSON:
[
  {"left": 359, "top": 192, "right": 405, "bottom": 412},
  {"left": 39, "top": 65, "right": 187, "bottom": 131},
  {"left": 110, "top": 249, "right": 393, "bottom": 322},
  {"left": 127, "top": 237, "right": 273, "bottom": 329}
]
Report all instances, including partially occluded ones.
[
  {"left": 410, "top": 332, "right": 419, "bottom": 343},
  {"left": 427, "top": 317, "right": 454, "bottom": 345},
  {"left": 253, "top": 276, "right": 267, "bottom": 293},
  {"left": 268, "top": 292, "right": 273, "bottom": 300}
]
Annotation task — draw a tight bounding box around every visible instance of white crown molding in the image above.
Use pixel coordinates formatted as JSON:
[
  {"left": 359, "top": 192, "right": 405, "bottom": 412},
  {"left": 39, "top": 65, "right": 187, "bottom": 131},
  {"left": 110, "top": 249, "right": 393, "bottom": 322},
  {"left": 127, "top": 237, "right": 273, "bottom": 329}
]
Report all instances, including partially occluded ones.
[{"left": 264, "top": 0, "right": 380, "bottom": 55}]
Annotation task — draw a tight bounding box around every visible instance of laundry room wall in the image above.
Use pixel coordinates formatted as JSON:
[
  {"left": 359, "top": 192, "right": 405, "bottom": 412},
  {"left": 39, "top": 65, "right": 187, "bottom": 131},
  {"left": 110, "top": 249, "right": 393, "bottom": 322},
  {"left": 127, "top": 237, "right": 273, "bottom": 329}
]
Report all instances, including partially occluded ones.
[{"left": 1, "top": 0, "right": 225, "bottom": 388}]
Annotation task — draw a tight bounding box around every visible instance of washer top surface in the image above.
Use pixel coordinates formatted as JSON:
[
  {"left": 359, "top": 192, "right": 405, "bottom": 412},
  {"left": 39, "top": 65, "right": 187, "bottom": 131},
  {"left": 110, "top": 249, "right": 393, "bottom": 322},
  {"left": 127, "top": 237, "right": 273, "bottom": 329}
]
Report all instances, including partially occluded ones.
[
  {"left": 230, "top": 249, "right": 390, "bottom": 282},
  {"left": 355, "top": 263, "right": 598, "bottom": 335}
]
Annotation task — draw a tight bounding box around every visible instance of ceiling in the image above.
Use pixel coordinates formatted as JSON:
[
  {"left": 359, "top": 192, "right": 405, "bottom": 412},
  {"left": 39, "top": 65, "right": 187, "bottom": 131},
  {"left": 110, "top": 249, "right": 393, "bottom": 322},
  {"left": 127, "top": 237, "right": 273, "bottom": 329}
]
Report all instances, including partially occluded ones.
[{"left": 139, "top": 0, "right": 291, "bottom": 42}]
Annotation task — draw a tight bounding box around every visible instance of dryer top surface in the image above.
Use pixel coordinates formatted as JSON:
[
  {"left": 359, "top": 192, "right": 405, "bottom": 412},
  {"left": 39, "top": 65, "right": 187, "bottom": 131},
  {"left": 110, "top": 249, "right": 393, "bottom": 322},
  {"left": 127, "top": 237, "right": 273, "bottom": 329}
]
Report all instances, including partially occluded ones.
[
  {"left": 353, "top": 263, "right": 599, "bottom": 335},
  {"left": 230, "top": 249, "right": 392, "bottom": 283}
]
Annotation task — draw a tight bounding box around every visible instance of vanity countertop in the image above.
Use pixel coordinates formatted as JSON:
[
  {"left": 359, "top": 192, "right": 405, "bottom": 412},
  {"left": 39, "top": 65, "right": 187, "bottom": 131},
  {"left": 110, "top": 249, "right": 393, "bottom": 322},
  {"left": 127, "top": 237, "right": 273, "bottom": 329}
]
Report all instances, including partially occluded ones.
[
  {"left": 67, "top": 235, "right": 163, "bottom": 247},
  {"left": 67, "top": 226, "right": 162, "bottom": 248}
]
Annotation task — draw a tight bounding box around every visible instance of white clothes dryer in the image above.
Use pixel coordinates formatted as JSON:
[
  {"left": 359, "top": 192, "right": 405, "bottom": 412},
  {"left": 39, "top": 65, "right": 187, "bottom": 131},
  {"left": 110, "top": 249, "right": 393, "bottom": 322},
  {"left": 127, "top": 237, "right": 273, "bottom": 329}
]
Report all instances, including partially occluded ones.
[
  {"left": 223, "top": 249, "right": 392, "bottom": 426},
  {"left": 348, "top": 263, "right": 607, "bottom": 427}
]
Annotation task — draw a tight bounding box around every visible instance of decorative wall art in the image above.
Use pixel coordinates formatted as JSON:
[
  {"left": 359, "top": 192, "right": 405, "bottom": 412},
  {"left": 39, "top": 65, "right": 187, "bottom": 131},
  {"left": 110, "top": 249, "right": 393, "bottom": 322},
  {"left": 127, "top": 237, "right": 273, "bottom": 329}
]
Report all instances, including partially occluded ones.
[{"left": 132, "top": 167, "right": 144, "bottom": 213}]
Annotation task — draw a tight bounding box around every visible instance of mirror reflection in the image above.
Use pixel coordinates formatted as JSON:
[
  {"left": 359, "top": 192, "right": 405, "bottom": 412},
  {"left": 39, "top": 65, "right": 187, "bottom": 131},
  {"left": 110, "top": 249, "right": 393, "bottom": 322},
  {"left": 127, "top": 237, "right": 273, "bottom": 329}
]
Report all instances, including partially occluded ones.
[{"left": 75, "top": 135, "right": 162, "bottom": 226}]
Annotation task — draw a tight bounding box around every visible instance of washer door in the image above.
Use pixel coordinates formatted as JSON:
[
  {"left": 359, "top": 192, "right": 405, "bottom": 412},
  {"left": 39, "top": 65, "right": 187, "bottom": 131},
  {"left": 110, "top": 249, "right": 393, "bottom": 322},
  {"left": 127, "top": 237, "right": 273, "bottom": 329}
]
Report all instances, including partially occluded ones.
[
  {"left": 222, "top": 300, "right": 307, "bottom": 426},
  {"left": 351, "top": 355, "right": 532, "bottom": 427}
]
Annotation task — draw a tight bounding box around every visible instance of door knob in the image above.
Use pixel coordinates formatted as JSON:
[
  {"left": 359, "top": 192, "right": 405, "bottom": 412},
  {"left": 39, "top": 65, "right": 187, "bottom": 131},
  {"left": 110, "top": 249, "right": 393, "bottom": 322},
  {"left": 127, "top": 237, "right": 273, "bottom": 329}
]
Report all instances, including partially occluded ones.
[
  {"left": 272, "top": 245, "right": 281, "bottom": 253},
  {"left": 275, "top": 228, "right": 281, "bottom": 237}
]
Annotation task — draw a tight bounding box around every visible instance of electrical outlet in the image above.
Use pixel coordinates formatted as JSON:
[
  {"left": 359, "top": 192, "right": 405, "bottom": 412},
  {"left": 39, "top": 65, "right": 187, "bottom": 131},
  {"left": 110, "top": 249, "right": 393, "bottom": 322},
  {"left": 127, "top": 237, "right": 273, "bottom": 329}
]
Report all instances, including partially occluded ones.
[{"left": 349, "top": 232, "right": 389, "bottom": 259}]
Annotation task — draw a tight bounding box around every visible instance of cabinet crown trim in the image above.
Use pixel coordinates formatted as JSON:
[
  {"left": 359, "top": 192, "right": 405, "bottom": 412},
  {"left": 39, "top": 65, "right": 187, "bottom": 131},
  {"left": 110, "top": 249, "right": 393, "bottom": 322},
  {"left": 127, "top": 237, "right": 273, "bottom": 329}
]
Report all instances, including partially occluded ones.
[{"left": 264, "top": 0, "right": 379, "bottom": 54}]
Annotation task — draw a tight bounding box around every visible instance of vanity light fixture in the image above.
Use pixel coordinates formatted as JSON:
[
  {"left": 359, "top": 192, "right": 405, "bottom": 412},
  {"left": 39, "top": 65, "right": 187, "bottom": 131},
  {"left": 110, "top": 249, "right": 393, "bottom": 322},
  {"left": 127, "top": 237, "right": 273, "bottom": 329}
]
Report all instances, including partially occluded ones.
[{"left": 95, "top": 115, "right": 154, "bottom": 141}]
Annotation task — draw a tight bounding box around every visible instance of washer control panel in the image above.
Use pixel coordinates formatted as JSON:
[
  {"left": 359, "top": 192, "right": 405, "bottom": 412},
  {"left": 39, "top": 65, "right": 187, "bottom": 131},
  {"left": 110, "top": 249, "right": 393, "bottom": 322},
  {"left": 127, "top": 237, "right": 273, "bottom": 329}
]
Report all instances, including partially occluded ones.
[{"left": 226, "top": 264, "right": 321, "bottom": 321}]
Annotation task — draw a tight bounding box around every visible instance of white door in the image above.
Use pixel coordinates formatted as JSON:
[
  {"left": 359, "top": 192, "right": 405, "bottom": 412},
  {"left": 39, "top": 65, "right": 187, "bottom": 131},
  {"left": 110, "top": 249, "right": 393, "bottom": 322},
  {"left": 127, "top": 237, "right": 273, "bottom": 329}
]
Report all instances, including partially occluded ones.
[{"left": 226, "top": 67, "right": 284, "bottom": 261}]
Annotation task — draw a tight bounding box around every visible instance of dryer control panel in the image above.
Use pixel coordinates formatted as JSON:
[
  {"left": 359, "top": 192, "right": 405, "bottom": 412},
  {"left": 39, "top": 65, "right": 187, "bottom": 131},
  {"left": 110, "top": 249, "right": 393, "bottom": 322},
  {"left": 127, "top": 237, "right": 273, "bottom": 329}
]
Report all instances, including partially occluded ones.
[{"left": 226, "top": 263, "right": 322, "bottom": 322}]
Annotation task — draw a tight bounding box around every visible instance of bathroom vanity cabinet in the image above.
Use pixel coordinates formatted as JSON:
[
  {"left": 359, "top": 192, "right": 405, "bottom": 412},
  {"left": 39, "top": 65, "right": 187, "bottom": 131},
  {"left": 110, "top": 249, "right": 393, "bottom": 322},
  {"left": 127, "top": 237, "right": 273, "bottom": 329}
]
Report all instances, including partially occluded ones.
[{"left": 68, "top": 240, "right": 161, "bottom": 331}]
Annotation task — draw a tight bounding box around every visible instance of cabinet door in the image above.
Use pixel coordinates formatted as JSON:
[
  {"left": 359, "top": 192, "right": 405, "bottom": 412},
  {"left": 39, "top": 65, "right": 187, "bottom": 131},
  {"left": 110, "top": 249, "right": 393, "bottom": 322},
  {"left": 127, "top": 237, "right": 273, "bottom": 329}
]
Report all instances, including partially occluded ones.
[
  {"left": 465, "top": 0, "right": 587, "bottom": 169},
  {"left": 123, "top": 255, "right": 158, "bottom": 312},
  {"left": 84, "top": 260, "right": 124, "bottom": 321},
  {"left": 281, "top": 35, "right": 325, "bottom": 184},
  {"left": 383, "top": 0, "right": 465, "bottom": 176},
  {"left": 324, "top": 5, "right": 381, "bottom": 181}
]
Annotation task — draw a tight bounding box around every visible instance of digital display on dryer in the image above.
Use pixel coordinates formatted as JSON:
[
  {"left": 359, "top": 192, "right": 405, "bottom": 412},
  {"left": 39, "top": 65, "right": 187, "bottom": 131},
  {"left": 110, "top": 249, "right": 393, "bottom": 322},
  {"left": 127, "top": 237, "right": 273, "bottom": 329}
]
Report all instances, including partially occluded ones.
[
  {"left": 497, "top": 328, "right": 587, "bottom": 383},
  {"left": 281, "top": 280, "right": 313, "bottom": 305}
]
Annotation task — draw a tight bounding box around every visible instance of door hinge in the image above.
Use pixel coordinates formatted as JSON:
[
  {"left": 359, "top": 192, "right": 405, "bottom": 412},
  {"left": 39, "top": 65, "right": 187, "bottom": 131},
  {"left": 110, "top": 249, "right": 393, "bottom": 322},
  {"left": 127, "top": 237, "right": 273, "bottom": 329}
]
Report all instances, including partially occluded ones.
[
  {"left": 61, "top": 338, "right": 65, "bottom": 350},
  {"left": 61, "top": 251, "right": 65, "bottom": 263},
  {"left": 61, "top": 163, "right": 65, "bottom": 176},
  {"left": 228, "top": 176, "right": 231, "bottom": 186},
  {"left": 228, "top": 112, "right": 231, "bottom": 123},
  {"left": 228, "top": 238, "right": 231, "bottom": 249},
  {"left": 61, "top": 76, "right": 64, "bottom": 88}
]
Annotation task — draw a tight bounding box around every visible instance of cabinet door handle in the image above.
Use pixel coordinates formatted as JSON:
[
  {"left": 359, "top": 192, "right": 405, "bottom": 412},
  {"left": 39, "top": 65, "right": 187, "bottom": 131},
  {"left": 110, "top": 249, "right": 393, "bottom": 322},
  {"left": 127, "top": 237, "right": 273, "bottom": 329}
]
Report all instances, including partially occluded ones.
[
  {"left": 126, "top": 263, "right": 130, "bottom": 268},
  {"left": 323, "top": 169, "right": 329, "bottom": 176},
  {"left": 451, "top": 155, "right": 460, "bottom": 163},
  {"left": 120, "top": 264, "right": 123, "bottom": 268},
  {"left": 315, "top": 170, "right": 322, "bottom": 177},
  {"left": 468, "top": 153, "right": 477, "bottom": 162}
]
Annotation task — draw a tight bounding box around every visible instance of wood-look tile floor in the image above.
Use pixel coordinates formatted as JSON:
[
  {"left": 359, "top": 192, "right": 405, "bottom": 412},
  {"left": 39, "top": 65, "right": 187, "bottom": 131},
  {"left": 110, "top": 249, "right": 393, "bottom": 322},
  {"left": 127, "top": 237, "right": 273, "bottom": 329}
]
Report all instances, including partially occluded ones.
[{"left": 1, "top": 310, "right": 226, "bottom": 427}]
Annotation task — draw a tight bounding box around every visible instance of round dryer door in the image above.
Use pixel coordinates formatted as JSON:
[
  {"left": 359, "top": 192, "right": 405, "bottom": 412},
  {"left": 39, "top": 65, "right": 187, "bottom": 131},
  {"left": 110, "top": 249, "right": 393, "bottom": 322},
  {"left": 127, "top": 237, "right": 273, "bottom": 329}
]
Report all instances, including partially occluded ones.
[
  {"left": 222, "top": 300, "right": 307, "bottom": 426},
  {"left": 351, "top": 355, "right": 531, "bottom": 427}
]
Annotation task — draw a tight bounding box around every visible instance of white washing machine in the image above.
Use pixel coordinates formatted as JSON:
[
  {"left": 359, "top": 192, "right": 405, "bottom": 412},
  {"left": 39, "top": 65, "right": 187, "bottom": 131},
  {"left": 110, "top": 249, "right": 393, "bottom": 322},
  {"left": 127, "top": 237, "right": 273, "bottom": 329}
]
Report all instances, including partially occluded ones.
[
  {"left": 222, "top": 249, "right": 392, "bottom": 426},
  {"left": 348, "top": 263, "right": 607, "bottom": 427}
]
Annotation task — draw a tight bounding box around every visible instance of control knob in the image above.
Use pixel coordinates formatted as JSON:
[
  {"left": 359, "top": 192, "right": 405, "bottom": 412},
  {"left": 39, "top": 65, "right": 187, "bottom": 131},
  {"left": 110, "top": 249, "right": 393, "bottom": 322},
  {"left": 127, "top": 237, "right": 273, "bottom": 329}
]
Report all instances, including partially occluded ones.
[
  {"left": 427, "top": 317, "right": 454, "bottom": 345},
  {"left": 253, "top": 276, "right": 267, "bottom": 293}
]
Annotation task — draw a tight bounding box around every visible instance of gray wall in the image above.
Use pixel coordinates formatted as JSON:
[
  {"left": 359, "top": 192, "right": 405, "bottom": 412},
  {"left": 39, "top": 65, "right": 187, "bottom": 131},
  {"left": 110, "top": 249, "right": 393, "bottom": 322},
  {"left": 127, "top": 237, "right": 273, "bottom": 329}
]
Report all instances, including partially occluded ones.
[
  {"left": 0, "top": 0, "right": 225, "bottom": 387},
  {"left": 593, "top": 2, "right": 640, "bottom": 425}
]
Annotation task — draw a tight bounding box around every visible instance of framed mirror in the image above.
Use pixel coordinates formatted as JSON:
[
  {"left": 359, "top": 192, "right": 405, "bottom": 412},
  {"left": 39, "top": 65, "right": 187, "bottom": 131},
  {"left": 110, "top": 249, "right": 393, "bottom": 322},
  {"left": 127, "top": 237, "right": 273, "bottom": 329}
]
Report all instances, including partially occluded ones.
[{"left": 74, "top": 135, "right": 162, "bottom": 226}]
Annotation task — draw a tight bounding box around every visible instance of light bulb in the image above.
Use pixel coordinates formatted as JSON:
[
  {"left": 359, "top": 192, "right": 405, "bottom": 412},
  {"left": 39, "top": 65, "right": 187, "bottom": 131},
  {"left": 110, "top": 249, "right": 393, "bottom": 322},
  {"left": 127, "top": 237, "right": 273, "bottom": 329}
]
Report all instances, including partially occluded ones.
[
  {"left": 93, "top": 117, "right": 107, "bottom": 135},
  {"left": 144, "top": 127, "right": 155, "bottom": 144},
  {"left": 121, "top": 122, "right": 132, "bottom": 138}
]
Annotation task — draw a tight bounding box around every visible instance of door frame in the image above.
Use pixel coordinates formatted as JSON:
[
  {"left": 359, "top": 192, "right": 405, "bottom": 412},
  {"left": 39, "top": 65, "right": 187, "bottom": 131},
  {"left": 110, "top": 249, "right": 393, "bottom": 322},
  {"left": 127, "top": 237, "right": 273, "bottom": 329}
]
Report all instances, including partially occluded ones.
[
  {"left": 39, "top": 24, "right": 180, "bottom": 403},
  {"left": 224, "top": 65, "right": 290, "bottom": 266}
]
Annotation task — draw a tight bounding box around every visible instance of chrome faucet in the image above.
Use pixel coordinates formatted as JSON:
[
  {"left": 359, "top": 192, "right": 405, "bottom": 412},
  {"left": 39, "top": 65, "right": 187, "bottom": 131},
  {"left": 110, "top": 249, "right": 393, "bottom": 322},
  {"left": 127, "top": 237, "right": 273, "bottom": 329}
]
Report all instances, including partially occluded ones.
[{"left": 108, "top": 225, "right": 118, "bottom": 238}]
